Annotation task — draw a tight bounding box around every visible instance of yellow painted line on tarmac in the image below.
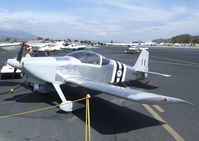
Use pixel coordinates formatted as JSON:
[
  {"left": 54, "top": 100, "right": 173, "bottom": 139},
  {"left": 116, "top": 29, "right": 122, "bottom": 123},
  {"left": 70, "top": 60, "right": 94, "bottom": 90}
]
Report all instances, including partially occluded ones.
[
  {"left": 153, "top": 105, "right": 165, "bottom": 112},
  {"left": 143, "top": 104, "right": 185, "bottom": 141}
]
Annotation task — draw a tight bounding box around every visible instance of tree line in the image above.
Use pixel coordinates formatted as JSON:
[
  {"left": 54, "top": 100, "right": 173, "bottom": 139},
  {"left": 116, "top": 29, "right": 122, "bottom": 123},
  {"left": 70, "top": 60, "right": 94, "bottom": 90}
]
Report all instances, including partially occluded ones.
[{"left": 153, "top": 34, "right": 199, "bottom": 44}]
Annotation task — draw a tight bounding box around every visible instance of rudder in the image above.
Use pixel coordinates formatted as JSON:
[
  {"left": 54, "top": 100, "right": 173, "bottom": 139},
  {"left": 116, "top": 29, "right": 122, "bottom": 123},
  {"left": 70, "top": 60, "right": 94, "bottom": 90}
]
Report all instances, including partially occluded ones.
[{"left": 133, "top": 49, "right": 149, "bottom": 72}]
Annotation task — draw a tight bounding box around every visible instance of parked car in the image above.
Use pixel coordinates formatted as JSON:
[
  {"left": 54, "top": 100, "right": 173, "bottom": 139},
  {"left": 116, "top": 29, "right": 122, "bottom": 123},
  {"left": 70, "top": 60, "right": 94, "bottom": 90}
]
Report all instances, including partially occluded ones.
[
  {"left": 124, "top": 45, "right": 140, "bottom": 53},
  {"left": 0, "top": 62, "right": 23, "bottom": 79}
]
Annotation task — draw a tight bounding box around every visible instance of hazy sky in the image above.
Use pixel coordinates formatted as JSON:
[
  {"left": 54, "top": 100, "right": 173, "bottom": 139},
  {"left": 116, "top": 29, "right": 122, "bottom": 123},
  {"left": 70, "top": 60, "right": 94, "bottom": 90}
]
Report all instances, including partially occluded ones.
[{"left": 0, "top": 0, "right": 199, "bottom": 41}]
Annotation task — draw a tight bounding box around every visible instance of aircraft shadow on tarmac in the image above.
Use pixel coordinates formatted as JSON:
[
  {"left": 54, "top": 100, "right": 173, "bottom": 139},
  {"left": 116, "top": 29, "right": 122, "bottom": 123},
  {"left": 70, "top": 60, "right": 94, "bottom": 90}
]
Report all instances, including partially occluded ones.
[
  {"left": 2, "top": 83, "right": 164, "bottom": 134},
  {"left": 0, "top": 80, "right": 27, "bottom": 95},
  {"left": 3, "top": 91, "right": 63, "bottom": 110},
  {"left": 60, "top": 85, "right": 164, "bottom": 134},
  {"left": 62, "top": 96, "right": 164, "bottom": 134},
  {"left": 0, "top": 80, "right": 23, "bottom": 87},
  {"left": 123, "top": 80, "right": 158, "bottom": 90}
]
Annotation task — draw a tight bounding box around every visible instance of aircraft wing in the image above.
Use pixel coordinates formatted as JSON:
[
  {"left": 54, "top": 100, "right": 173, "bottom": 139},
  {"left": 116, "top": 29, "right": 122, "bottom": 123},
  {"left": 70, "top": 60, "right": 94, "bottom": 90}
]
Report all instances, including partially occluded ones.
[{"left": 63, "top": 77, "right": 191, "bottom": 105}]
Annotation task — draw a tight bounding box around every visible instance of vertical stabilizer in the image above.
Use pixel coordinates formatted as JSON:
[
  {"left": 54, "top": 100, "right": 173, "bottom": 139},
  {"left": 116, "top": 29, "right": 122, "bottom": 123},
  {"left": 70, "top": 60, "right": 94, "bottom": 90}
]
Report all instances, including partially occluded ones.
[{"left": 133, "top": 49, "right": 149, "bottom": 72}]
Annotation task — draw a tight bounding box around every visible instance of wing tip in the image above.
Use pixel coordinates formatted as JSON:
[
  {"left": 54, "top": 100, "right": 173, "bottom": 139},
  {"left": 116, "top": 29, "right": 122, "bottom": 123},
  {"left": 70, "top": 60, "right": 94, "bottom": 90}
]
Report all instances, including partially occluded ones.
[
  {"left": 163, "top": 97, "right": 193, "bottom": 105},
  {"left": 181, "top": 100, "right": 194, "bottom": 105},
  {"left": 164, "top": 74, "right": 171, "bottom": 77}
]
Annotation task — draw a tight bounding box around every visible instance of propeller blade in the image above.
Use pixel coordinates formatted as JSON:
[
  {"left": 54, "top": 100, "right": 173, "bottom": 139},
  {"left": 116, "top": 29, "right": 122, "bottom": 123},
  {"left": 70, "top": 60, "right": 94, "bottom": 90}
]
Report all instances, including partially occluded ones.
[
  {"left": 10, "top": 42, "right": 29, "bottom": 79},
  {"left": 12, "top": 68, "right": 17, "bottom": 79},
  {"left": 17, "top": 42, "right": 30, "bottom": 62},
  {"left": 16, "top": 45, "right": 23, "bottom": 62}
]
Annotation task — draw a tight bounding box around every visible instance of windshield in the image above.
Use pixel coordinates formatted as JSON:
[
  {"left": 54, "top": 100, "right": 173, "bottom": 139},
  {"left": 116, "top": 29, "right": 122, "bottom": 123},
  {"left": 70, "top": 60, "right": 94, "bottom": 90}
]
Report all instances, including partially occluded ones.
[{"left": 68, "top": 51, "right": 101, "bottom": 65}]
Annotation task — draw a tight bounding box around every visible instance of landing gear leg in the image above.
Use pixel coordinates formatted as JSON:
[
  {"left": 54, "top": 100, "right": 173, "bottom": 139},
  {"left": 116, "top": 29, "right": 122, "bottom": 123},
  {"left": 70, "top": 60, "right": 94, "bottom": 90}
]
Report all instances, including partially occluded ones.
[{"left": 53, "top": 83, "right": 85, "bottom": 112}]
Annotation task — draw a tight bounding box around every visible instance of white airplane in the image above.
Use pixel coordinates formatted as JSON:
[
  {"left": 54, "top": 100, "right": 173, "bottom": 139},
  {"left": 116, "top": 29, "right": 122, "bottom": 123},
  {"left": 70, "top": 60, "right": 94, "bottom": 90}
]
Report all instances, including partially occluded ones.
[
  {"left": 0, "top": 42, "right": 21, "bottom": 51},
  {"left": 38, "top": 41, "right": 64, "bottom": 51},
  {"left": 7, "top": 43, "right": 192, "bottom": 112},
  {"left": 25, "top": 42, "right": 53, "bottom": 51},
  {"left": 124, "top": 45, "right": 148, "bottom": 53},
  {"left": 62, "top": 43, "right": 86, "bottom": 50}
]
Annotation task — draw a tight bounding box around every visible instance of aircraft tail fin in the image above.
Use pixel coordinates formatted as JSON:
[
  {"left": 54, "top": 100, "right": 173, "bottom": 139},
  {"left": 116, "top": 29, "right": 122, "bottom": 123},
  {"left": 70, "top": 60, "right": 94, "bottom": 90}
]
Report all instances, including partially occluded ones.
[
  {"left": 133, "top": 49, "right": 149, "bottom": 72},
  {"left": 133, "top": 49, "right": 171, "bottom": 78}
]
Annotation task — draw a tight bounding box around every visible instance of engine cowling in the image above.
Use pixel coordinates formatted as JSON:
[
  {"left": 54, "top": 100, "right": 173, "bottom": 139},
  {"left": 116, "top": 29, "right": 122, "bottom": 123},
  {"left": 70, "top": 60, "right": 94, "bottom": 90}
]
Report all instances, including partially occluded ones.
[{"left": 23, "top": 57, "right": 57, "bottom": 83}]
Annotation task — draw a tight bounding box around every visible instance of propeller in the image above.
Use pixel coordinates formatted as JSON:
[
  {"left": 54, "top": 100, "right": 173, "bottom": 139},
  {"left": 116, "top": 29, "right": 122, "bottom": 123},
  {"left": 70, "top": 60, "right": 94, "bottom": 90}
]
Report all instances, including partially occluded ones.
[{"left": 12, "top": 42, "right": 29, "bottom": 79}]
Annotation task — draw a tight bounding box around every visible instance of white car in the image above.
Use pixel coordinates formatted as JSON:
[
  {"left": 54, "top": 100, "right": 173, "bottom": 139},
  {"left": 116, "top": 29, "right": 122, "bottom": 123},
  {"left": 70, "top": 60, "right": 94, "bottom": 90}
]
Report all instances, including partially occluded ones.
[
  {"left": 124, "top": 45, "right": 140, "bottom": 53},
  {"left": 0, "top": 63, "right": 23, "bottom": 79}
]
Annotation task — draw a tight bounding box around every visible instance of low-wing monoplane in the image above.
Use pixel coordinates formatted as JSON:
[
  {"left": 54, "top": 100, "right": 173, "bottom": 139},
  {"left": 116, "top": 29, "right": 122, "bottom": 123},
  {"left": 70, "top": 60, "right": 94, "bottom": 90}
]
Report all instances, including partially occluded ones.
[{"left": 7, "top": 43, "right": 191, "bottom": 112}]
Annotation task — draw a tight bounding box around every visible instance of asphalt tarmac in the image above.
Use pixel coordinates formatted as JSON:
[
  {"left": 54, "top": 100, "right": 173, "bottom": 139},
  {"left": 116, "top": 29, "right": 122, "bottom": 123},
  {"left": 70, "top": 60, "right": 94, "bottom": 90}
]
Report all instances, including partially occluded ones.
[{"left": 0, "top": 46, "right": 199, "bottom": 141}]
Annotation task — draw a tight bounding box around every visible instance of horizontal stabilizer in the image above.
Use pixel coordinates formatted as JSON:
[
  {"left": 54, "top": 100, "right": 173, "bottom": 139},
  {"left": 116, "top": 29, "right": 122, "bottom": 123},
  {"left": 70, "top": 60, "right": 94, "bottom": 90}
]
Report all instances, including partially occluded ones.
[
  {"left": 133, "top": 49, "right": 171, "bottom": 77},
  {"left": 142, "top": 71, "right": 171, "bottom": 77}
]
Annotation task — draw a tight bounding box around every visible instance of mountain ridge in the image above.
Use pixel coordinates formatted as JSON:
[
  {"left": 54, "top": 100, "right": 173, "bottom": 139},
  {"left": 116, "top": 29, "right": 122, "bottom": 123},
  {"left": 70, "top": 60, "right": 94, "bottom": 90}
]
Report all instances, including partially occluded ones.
[{"left": 0, "top": 29, "right": 37, "bottom": 41}]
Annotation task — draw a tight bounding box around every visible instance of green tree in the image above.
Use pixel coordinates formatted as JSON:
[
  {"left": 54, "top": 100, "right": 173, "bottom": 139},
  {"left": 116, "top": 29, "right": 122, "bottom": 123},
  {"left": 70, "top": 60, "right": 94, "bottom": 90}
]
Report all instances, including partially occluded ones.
[
  {"left": 172, "top": 34, "right": 193, "bottom": 43},
  {"left": 80, "top": 40, "right": 92, "bottom": 45},
  {"left": 44, "top": 38, "right": 50, "bottom": 41},
  {"left": 5, "top": 37, "right": 11, "bottom": 42},
  {"left": 66, "top": 38, "right": 72, "bottom": 42},
  {"left": 37, "top": 37, "right": 43, "bottom": 40},
  {"left": 193, "top": 36, "right": 199, "bottom": 43}
]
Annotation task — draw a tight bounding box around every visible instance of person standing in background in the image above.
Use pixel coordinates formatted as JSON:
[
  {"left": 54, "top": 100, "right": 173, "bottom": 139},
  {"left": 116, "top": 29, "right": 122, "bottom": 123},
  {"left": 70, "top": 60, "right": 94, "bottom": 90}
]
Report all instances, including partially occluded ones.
[
  {"left": 24, "top": 46, "right": 39, "bottom": 92},
  {"left": 25, "top": 47, "right": 34, "bottom": 57}
]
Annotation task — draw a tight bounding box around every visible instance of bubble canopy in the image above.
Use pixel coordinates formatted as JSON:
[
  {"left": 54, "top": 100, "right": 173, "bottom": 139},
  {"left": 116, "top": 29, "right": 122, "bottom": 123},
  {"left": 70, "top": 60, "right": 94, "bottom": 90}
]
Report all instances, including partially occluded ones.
[{"left": 67, "top": 51, "right": 110, "bottom": 65}]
